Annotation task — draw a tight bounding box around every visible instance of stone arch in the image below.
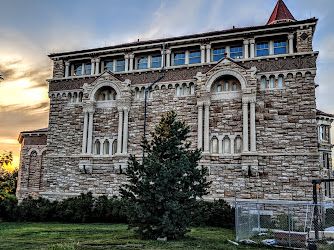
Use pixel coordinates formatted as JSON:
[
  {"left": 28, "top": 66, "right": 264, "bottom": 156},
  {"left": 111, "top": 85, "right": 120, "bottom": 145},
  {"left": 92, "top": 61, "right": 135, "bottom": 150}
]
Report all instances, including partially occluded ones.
[
  {"left": 89, "top": 81, "right": 121, "bottom": 101},
  {"left": 206, "top": 69, "right": 247, "bottom": 92}
]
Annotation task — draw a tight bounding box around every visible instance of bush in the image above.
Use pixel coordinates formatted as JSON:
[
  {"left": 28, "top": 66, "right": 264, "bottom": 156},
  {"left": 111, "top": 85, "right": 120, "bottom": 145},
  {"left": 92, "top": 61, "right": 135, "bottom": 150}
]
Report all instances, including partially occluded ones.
[
  {"left": 93, "top": 195, "right": 128, "bottom": 223},
  {"left": 201, "top": 199, "right": 235, "bottom": 229},
  {"left": 0, "top": 193, "right": 18, "bottom": 221}
]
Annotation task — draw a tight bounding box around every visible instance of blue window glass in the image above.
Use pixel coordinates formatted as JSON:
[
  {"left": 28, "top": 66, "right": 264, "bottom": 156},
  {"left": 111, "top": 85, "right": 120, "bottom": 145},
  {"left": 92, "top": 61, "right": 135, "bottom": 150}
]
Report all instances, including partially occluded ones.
[
  {"left": 278, "top": 76, "right": 284, "bottom": 87},
  {"left": 213, "top": 48, "right": 225, "bottom": 61},
  {"left": 73, "top": 64, "right": 82, "bottom": 76},
  {"left": 105, "top": 61, "right": 113, "bottom": 71},
  {"left": 189, "top": 51, "right": 201, "bottom": 64},
  {"left": 84, "top": 63, "right": 91, "bottom": 75},
  {"left": 230, "top": 46, "right": 243, "bottom": 59},
  {"left": 138, "top": 57, "right": 148, "bottom": 69},
  {"left": 274, "top": 41, "right": 287, "bottom": 54},
  {"left": 152, "top": 56, "right": 161, "bottom": 68},
  {"left": 116, "top": 60, "right": 125, "bottom": 71},
  {"left": 174, "top": 53, "right": 185, "bottom": 65},
  {"left": 256, "top": 43, "right": 269, "bottom": 56},
  {"left": 261, "top": 77, "right": 266, "bottom": 88}
]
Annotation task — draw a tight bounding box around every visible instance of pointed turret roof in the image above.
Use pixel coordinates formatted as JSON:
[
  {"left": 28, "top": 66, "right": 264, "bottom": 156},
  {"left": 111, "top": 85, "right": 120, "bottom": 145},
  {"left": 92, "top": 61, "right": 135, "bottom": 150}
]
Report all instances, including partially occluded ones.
[{"left": 267, "top": 0, "right": 296, "bottom": 25}]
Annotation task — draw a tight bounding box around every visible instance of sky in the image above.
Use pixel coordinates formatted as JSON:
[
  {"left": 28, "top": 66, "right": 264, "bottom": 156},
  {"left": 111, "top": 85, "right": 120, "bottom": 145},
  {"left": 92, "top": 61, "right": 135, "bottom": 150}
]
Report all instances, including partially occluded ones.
[{"left": 0, "top": 0, "right": 334, "bottom": 171}]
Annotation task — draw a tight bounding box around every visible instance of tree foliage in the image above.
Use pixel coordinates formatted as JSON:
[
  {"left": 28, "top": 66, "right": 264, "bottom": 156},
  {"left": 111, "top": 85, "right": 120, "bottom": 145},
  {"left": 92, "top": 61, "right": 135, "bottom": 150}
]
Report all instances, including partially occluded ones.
[
  {"left": 0, "top": 151, "right": 17, "bottom": 199},
  {"left": 121, "top": 111, "right": 211, "bottom": 239}
]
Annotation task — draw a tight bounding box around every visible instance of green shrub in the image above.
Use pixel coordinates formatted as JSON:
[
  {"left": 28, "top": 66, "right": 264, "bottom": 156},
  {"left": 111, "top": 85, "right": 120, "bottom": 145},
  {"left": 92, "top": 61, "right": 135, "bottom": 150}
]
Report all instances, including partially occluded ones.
[
  {"left": 203, "top": 199, "right": 235, "bottom": 229},
  {"left": 93, "top": 195, "right": 128, "bottom": 223},
  {"left": 0, "top": 193, "right": 18, "bottom": 221}
]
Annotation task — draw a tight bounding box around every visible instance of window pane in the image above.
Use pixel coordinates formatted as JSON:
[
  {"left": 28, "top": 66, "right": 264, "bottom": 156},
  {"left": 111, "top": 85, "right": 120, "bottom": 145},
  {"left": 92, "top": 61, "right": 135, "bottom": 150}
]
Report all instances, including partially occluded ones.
[
  {"left": 217, "top": 84, "right": 222, "bottom": 92},
  {"left": 116, "top": 60, "right": 125, "bottom": 71},
  {"left": 183, "top": 86, "right": 187, "bottom": 95},
  {"left": 84, "top": 64, "right": 91, "bottom": 75},
  {"left": 190, "top": 84, "right": 194, "bottom": 94},
  {"left": 270, "top": 77, "right": 274, "bottom": 88},
  {"left": 189, "top": 51, "right": 201, "bottom": 64},
  {"left": 174, "top": 53, "right": 185, "bottom": 65},
  {"left": 257, "top": 43, "right": 269, "bottom": 57},
  {"left": 105, "top": 61, "right": 113, "bottom": 71},
  {"left": 261, "top": 78, "right": 266, "bottom": 88},
  {"left": 176, "top": 86, "right": 180, "bottom": 96},
  {"left": 225, "top": 82, "right": 229, "bottom": 91},
  {"left": 138, "top": 57, "right": 148, "bottom": 69},
  {"left": 230, "top": 46, "right": 243, "bottom": 59},
  {"left": 74, "top": 65, "right": 82, "bottom": 75},
  {"left": 213, "top": 48, "right": 225, "bottom": 61},
  {"left": 152, "top": 56, "right": 161, "bottom": 68},
  {"left": 274, "top": 41, "right": 287, "bottom": 55},
  {"left": 278, "top": 76, "right": 283, "bottom": 87}
]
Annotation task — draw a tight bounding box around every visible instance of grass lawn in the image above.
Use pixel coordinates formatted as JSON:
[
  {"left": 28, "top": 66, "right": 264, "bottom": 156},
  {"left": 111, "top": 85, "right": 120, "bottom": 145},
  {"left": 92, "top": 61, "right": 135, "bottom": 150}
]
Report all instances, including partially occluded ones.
[{"left": 0, "top": 222, "right": 271, "bottom": 250}]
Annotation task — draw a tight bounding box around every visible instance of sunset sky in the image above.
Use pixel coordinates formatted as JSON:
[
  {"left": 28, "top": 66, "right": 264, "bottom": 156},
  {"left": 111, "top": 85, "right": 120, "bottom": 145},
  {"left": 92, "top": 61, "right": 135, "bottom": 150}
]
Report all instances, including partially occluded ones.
[{"left": 1, "top": 0, "right": 334, "bottom": 171}]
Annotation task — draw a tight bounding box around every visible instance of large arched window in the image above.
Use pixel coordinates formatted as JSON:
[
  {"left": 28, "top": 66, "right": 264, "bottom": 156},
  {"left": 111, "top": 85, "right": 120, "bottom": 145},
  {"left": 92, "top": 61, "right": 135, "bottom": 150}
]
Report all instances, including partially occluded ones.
[
  {"left": 94, "top": 140, "right": 101, "bottom": 155},
  {"left": 103, "top": 140, "right": 110, "bottom": 155},
  {"left": 95, "top": 86, "right": 118, "bottom": 101},
  {"left": 112, "top": 140, "right": 117, "bottom": 155},
  {"left": 234, "top": 136, "right": 242, "bottom": 153},
  {"left": 223, "top": 136, "right": 231, "bottom": 154},
  {"left": 210, "top": 137, "right": 219, "bottom": 154},
  {"left": 211, "top": 75, "right": 241, "bottom": 93}
]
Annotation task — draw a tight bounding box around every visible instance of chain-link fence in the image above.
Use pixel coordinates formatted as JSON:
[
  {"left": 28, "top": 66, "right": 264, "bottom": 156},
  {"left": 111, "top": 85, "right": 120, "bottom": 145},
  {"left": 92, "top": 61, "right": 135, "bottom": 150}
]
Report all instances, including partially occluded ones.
[{"left": 235, "top": 200, "right": 334, "bottom": 248}]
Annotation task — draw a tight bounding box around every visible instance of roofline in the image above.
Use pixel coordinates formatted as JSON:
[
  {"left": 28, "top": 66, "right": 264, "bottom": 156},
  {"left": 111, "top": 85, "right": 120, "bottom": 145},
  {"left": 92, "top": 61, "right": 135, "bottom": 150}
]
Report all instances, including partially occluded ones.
[
  {"left": 316, "top": 109, "right": 334, "bottom": 119},
  {"left": 18, "top": 128, "right": 48, "bottom": 144},
  {"left": 48, "top": 18, "right": 317, "bottom": 59}
]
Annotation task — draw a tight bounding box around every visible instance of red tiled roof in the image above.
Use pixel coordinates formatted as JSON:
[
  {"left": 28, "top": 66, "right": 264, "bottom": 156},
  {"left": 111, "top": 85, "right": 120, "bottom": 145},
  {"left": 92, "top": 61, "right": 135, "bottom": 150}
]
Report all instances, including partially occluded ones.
[
  {"left": 316, "top": 109, "right": 334, "bottom": 118},
  {"left": 267, "top": 0, "right": 296, "bottom": 25}
]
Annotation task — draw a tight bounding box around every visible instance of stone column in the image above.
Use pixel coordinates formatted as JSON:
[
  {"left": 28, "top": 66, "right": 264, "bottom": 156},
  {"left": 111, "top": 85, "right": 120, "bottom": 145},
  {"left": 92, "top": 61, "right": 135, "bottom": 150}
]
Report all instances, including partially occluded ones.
[
  {"left": 219, "top": 138, "right": 223, "bottom": 155},
  {"left": 230, "top": 137, "right": 235, "bottom": 154},
  {"left": 161, "top": 49, "right": 165, "bottom": 68},
  {"left": 243, "top": 39, "right": 249, "bottom": 59},
  {"left": 250, "top": 39, "right": 255, "bottom": 58},
  {"left": 269, "top": 40, "right": 274, "bottom": 55},
  {"left": 206, "top": 44, "right": 211, "bottom": 63},
  {"left": 129, "top": 53, "right": 134, "bottom": 71},
  {"left": 95, "top": 58, "right": 100, "bottom": 74},
  {"left": 82, "top": 112, "right": 88, "bottom": 153},
  {"left": 124, "top": 54, "right": 129, "bottom": 72},
  {"left": 185, "top": 50, "right": 189, "bottom": 65},
  {"left": 91, "top": 58, "right": 95, "bottom": 76},
  {"left": 122, "top": 107, "right": 129, "bottom": 154},
  {"left": 197, "top": 103, "right": 203, "bottom": 150},
  {"left": 204, "top": 102, "right": 210, "bottom": 152},
  {"left": 82, "top": 63, "right": 85, "bottom": 75},
  {"left": 243, "top": 102, "right": 249, "bottom": 152},
  {"left": 226, "top": 46, "right": 230, "bottom": 58},
  {"left": 117, "top": 107, "right": 123, "bottom": 154},
  {"left": 166, "top": 49, "right": 171, "bottom": 67},
  {"left": 65, "top": 61, "right": 70, "bottom": 77},
  {"left": 87, "top": 110, "right": 95, "bottom": 154},
  {"left": 288, "top": 33, "right": 294, "bottom": 54},
  {"left": 250, "top": 102, "right": 256, "bottom": 152},
  {"left": 201, "top": 45, "right": 206, "bottom": 63}
]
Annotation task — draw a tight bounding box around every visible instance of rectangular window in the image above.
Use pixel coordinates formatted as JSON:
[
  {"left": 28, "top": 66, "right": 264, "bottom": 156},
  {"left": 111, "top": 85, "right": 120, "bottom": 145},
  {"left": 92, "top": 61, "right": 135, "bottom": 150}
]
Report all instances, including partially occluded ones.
[
  {"left": 116, "top": 60, "right": 125, "bottom": 71},
  {"left": 189, "top": 51, "right": 201, "bottom": 64},
  {"left": 84, "top": 63, "right": 91, "bottom": 75},
  {"left": 151, "top": 56, "right": 161, "bottom": 68},
  {"left": 213, "top": 48, "right": 225, "bottom": 61},
  {"left": 138, "top": 57, "right": 148, "bottom": 69},
  {"left": 256, "top": 43, "right": 269, "bottom": 56},
  {"left": 230, "top": 46, "right": 243, "bottom": 59},
  {"left": 105, "top": 61, "right": 114, "bottom": 71},
  {"left": 73, "top": 64, "right": 82, "bottom": 76},
  {"left": 274, "top": 41, "right": 287, "bottom": 54},
  {"left": 174, "top": 53, "right": 185, "bottom": 66}
]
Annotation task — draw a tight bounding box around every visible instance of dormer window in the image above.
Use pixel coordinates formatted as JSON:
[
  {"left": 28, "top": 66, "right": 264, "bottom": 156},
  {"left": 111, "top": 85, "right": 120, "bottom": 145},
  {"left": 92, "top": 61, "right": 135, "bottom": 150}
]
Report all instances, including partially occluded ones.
[
  {"left": 138, "top": 57, "right": 148, "bottom": 69},
  {"left": 174, "top": 52, "right": 185, "bottom": 66},
  {"left": 256, "top": 43, "right": 269, "bottom": 56},
  {"left": 213, "top": 48, "right": 225, "bottom": 61},
  {"left": 274, "top": 41, "right": 287, "bottom": 54},
  {"left": 152, "top": 56, "right": 161, "bottom": 68},
  {"left": 189, "top": 51, "right": 201, "bottom": 64},
  {"left": 230, "top": 46, "right": 243, "bottom": 59},
  {"left": 116, "top": 60, "right": 125, "bottom": 71}
]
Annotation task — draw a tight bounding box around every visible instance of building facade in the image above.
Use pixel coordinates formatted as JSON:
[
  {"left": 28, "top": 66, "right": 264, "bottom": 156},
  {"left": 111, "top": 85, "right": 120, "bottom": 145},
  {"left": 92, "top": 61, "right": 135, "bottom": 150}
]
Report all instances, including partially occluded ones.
[{"left": 17, "top": 0, "right": 334, "bottom": 202}]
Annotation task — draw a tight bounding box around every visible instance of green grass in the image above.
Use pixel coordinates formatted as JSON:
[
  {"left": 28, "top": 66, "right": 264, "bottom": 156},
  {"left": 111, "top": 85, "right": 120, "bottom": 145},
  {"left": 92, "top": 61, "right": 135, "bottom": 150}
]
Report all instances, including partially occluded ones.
[{"left": 0, "top": 222, "right": 271, "bottom": 250}]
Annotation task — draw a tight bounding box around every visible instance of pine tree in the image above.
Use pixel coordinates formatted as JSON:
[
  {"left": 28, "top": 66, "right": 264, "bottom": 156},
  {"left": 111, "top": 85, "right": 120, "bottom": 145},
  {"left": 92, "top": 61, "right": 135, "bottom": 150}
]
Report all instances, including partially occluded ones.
[{"left": 120, "top": 111, "right": 211, "bottom": 239}]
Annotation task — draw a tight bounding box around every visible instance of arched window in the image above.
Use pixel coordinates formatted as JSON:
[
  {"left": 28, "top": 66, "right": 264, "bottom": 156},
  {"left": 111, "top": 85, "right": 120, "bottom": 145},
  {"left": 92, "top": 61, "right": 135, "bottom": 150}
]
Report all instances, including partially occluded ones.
[
  {"left": 232, "top": 82, "right": 237, "bottom": 91},
  {"left": 68, "top": 93, "right": 72, "bottom": 103},
  {"left": 234, "top": 136, "right": 242, "bottom": 153},
  {"left": 95, "top": 86, "right": 118, "bottom": 101},
  {"left": 103, "top": 140, "right": 110, "bottom": 155},
  {"left": 270, "top": 76, "right": 275, "bottom": 88},
  {"left": 217, "top": 84, "right": 222, "bottom": 92},
  {"left": 94, "top": 140, "right": 101, "bottom": 155},
  {"left": 261, "top": 77, "right": 266, "bottom": 89},
  {"left": 135, "top": 88, "right": 140, "bottom": 99},
  {"left": 149, "top": 89, "right": 153, "bottom": 98},
  {"left": 210, "top": 137, "right": 219, "bottom": 154},
  {"left": 183, "top": 84, "right": 187, "bottom": 95},
  {"left": 176, "top": 85, "right": 180, "bottom": 96},
  {"left": 225, "top": 82, "right": 229, "bottom": 91},
  {"left": 223, "top": 136, "right": 231, "bottom": 154},
  {"left": 141, "top": 87, "right": 145, "bottom": 98},
  {"left": 112, "top": 140, "right": 117, "bottom": 155},
  {"left": 79, "top": 92, "right": 83, "bottom": 102},
  {"left": 278, "top": 75, "right": 284, "bottom": 88},
  {"left": 73, "top": 92, "right": 78, "bottom": 102},
  {"left": 190, "top": 83, "right": 195, "bottom": 95}
]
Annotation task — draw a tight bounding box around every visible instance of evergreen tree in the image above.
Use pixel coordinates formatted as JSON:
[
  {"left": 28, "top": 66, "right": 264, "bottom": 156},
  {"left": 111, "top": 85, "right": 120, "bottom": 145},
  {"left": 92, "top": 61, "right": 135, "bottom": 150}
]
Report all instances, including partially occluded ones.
[{"left": 121, "top": 111, "right": 211, "bottom": 239}]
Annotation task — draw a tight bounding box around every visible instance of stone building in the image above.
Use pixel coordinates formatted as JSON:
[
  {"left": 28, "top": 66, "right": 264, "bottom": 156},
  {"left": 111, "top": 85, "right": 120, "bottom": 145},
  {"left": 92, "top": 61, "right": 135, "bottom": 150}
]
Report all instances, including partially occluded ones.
[{"left": 17, "top": 0, "right": 333, "bottom": 202}]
